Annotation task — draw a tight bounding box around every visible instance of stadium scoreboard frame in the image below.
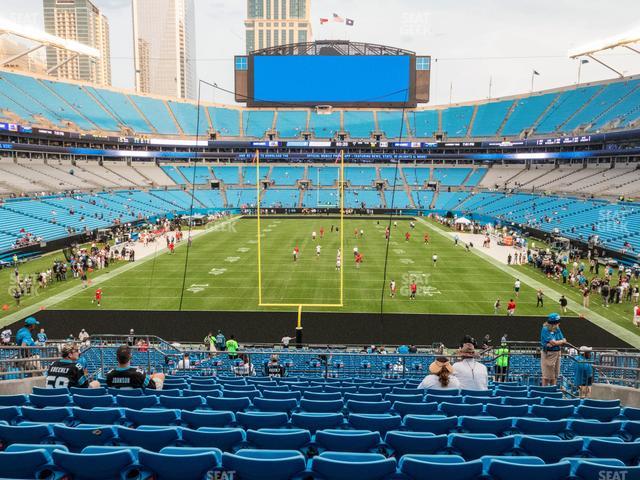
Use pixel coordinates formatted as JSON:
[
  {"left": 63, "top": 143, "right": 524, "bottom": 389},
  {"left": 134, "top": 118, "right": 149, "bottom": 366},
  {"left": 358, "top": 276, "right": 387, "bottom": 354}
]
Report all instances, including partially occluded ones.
[
  {"left": 256, "top": 149, "right": 345, "bottom": 311},
  {"left": 235, "top": 40, "right": 431, "bottom": 107}
]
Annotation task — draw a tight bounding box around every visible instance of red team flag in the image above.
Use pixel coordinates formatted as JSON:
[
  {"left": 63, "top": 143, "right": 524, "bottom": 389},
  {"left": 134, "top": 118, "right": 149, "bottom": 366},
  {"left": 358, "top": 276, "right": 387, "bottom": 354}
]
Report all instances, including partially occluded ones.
[{"left": 320, "top": 18, "right": 329, "bottom": 24}]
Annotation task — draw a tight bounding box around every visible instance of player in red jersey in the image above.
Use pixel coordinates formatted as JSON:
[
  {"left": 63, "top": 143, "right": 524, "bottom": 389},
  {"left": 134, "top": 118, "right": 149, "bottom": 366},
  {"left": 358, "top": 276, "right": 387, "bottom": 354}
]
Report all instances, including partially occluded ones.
[
  {"left": 410, "top": 282, "right": 417, "bottom": 299},
  {"left": 385, "top": 227, "right": 390, "bottom": 240},
  {"left": 293, "top": 246, "right": 299, "bottom": 262},
  {"left": 319, "top": 227, "right": 324, "bottom": 239},
  {"left": 355, "top": 252, "right": 363, "bottom": 269},
  {"left": 354, "top": 228, "right": 359, "bottom": 238},
  {"left": 424, "top": 233, "right": 430, "bottom": 244},
  {"left": 169, "top": 242, "right": 175, "bottom": 254},
  {"left": 92, "top": 288, "right": 102, "bottom": 307},
  {"left": 405, "top": 232, "right": 411, "bottom": 242}
]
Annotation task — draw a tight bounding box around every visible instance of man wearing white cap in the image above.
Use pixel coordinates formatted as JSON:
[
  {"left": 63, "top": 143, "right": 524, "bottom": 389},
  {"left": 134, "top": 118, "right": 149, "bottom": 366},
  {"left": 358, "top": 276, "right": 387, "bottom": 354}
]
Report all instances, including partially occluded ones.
[{"left": 453, "top": 343, "right": 488, "bottom": 390}]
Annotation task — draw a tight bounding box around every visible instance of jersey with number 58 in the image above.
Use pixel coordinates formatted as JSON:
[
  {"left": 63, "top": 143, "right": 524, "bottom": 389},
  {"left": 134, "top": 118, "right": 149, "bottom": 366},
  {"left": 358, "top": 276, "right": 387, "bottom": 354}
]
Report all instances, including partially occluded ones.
[{"left": 46, "top": 359, "right": 87, "bottom": 389}]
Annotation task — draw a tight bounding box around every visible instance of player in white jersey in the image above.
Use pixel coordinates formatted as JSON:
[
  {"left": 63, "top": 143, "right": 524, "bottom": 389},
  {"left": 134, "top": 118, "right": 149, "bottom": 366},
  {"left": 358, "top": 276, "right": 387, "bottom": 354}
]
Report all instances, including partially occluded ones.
[
  {"left": 390, "top": 280, "right": 396, "bottom": 298},
  {"left": 312, "top": 231, "right": 316, "bottom": 240},
  {"left": 316, "top": 245, "right": 321, "bottom": 256},
  {"left": 432, "top": 254, "right": 438, "bottom": 267},
  {"left": 336, "top": 258, "right": 341, "bottom": 271}
]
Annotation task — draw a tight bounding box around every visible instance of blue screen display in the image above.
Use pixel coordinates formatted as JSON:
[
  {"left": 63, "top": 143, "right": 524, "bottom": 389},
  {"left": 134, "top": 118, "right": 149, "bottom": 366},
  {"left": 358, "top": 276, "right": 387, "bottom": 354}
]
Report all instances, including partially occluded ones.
[{"left": 253, "top": 55, "right": 411, "bottom": 103}]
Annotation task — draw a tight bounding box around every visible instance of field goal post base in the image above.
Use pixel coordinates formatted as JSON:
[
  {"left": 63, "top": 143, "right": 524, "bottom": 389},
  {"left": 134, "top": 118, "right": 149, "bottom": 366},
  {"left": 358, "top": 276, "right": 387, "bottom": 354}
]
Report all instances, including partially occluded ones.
[{"left": 255, "top": 149, "right": 345, "bottom": 338}]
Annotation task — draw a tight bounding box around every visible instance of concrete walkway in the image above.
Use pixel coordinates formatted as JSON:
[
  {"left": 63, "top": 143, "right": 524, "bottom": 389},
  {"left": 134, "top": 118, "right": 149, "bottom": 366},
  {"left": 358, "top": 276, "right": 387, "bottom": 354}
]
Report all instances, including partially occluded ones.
[
  {"left": 417, "top": 217, "right": 640, "bottom": 349},
  {"left": 0, "top": 216, "right": 240, "bottom": 329}
]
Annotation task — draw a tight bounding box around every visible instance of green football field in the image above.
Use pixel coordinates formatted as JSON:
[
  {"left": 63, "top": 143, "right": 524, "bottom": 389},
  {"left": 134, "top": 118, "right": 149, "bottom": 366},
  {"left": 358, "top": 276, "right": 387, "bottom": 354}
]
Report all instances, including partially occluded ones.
[{"left": 1, "top": 215, "right": 638, "bottom": 342}]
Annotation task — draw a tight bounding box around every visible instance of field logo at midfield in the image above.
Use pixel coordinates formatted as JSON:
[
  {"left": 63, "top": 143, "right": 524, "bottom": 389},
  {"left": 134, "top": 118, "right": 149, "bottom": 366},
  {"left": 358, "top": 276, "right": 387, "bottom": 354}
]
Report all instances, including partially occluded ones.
[
  {"left": 187, "top": 283, "right": 208, "bottom": 293},
  {"left": 208, "top": 268, "right": 227, "bottom": 276},
  {"left": 400, "top": 271, "right": 441, "bottom": 297}
]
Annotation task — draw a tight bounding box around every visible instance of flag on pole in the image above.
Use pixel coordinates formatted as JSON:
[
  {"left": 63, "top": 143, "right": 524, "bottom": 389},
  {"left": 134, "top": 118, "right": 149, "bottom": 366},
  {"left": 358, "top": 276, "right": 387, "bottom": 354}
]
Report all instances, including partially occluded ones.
[
  {"left": 333, "top": 13, "right": 344, "bottom": 22},
  {"left": 346, "top": 18, "right": 354, "bottom": 26},
  {"left": 320, "top": 18, "right": 329, "bottom": 24},
  {"left": 533, "top": 70, "right": 540, "bottom": 75}
]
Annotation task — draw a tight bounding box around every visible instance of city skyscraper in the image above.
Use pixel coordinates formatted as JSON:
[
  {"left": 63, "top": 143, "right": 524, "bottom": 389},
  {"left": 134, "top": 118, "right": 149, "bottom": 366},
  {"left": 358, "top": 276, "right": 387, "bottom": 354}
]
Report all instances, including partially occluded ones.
[
  {"left": 43, "top": 0, "right": 111, "bottom": 86},
  {"left": 245, "top": 0, "right": 312, "bottom": 53},
  {"left": 132, "top": 0, "right": 197, "bottom": 99}
]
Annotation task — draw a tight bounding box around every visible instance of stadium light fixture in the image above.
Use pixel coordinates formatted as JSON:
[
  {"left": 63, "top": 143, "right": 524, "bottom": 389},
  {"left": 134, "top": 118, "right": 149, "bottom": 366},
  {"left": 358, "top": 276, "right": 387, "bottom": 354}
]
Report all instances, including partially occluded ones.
[
  {"left": 568, "top": 26, "right": 640, "bottom": 78},
  {"left": 0, "top": 16, "right": 99, "bottom": 69}
]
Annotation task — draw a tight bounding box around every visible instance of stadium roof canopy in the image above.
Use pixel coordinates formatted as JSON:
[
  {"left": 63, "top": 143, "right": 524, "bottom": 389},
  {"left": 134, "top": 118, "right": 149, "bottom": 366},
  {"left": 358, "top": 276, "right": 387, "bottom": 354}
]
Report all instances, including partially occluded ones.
[
  {"left": 251, "top": 40, "right": 415, "bottom": 57},
  {"left": 568, "top": 25, "right": 640, "bottom": 77},
  {"left": 0, "top": 16, "right": 99, "bottom": 73}
]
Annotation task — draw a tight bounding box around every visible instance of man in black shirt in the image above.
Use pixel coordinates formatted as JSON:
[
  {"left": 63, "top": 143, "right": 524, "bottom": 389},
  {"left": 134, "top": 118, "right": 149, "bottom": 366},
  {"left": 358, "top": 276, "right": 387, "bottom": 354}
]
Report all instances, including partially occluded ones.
[
  {"left": 46, "top": 343, "right": 99, "bottom": 389},
  {"left": 106, "top": 345, "right": 164, "bottom": 390},
  {"left": 264, "top": 354, "right": 285, "bottom": 377}
]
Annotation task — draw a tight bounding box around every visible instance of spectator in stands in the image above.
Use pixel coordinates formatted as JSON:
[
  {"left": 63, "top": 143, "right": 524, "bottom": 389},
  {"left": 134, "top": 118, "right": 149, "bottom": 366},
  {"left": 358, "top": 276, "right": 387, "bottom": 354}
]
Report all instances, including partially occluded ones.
[
  {"left": 281, "top": 334, "right": 293, "bottom": 349},
  {"left": 559, "top": 295, "right": 568, "bottom": 313},
  {"left": 45, "top": 343, "right": 100, "bottom": 389},
  {"left": 16, "top": 317, "right": 38, "bottom": 349},
  {"left": 397, "top": 344, "right": 410, "bottom": 354},
  {"left": 540, "top": 313, "right": 566, "bottom": 386},
  {"left": 1, "top": 328, "right": 11, "bottom": 346},
  {"left": 78, "top": 329, "right": 90, "bottom": 346},
  {"left": 36, "top": 328, "right": 47, "bottom": 345},
  {"left": 494, "top": 342, "right": 510, "bottom": 383},
  {"left": 232, "top": 353, "right": 255, "bottom": 377},
  {"left": 574, "top": 346, "right": 594, "bottom": 398},
  {"left": 127, "top": 329, "right": 135, "bottom": 346},
  {"left": 215, "top": 330, "right": 226, "bottom": 351},
  {"left": 204, "top": 332, "right": 217, "bottom": 352},
  {"left": 106, "top": 345, "right": 164, "bottom": 390},
  {"left": 408, "top": 344, "right": 418, "bottom": 354},
  {"left": 418, "top": 356, "right": 460, "bottom": 390},
  {"left": 265, "top": 354, "right": 285, "bottom": 377},
  {"left": 177, "top": 353, "right": 191, "bottom": 370},
  {"left": 453, "top": 343, "right": 488, "bottom": 390},
  {"left": 226, "top": 335, "right": 239, "bottom": 359}
]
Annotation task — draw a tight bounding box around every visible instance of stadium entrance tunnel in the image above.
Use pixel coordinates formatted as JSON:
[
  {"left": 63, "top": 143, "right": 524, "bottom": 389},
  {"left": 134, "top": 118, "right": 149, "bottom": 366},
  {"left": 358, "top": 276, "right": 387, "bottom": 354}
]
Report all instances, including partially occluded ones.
[{"left": 11, "top": 310, "right": 633, "bottom": 349}]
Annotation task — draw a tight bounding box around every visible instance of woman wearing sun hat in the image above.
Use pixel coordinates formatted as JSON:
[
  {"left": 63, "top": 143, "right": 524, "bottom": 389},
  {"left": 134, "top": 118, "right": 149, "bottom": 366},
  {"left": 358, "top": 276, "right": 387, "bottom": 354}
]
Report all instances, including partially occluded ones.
[
  {"left": 540, "top": 312, "right": 567, "bottom": 386},
  {"left": 417, "top": 356, "right": 461, "bottom": 390}
]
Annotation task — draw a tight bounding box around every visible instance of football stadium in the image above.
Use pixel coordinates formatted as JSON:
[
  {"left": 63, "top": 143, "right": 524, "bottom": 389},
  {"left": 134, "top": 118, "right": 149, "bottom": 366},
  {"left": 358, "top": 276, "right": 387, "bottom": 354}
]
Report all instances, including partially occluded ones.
[{"left": 0, "top": 0, "right": 639, "bottom": 478}]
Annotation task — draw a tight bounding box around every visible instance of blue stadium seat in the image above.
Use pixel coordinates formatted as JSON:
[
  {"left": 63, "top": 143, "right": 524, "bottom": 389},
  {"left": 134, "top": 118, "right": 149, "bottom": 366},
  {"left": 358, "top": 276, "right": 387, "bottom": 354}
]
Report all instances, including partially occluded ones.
[
  {"left": 290, "top": 413, "right": 344, "bottom": 432},
  {"left": 33, "top": 387, "right": 68, "bottom": 396},
  {"left": 573, "top": 459, "right": 640, "bottom": 480},
  {"left": 181, "top": 427, "right": 245, "bottom": 451},
  {"left": 359, "top": 387, "right": 392, "bottom": 396},
  {"left": 569, "top": 419, "right": 623, "bottom": 438},
  {"left": 486, "top": 404, "right": 528, "bottom": 419},
  {"left": 347, "top": 414, "right": 402, "bottom": 434},
  {"left": 325, "top": 386, "right": 357, "bottom": 394},
  {"left": 449, "top": 434, "right": 516, "bottom": 459},
  {"left": 52, "top": 448, "right": 137, "bottom": 480},
  {"left": 303, "top": 391, "right": 342, "bottom": 401},
  {"left": 207, "top": 396, "right": 251, "bottom": 411},
  {"left": 386, "top": 394, "right": 424, "bottom": 404},
  {"left": 576, "top": 405, "right": 621, "bottom": 422},
  {"left": 517, "top": 435, "right": 583, "bottom": 463},
  {"left": 527, "top": 391, "right": 563, "bottom": 399},
  {"left": 261, "top": 390, "right": 301, "bottom": 401},
  {"left": 461, "top": 390, "right": 492, "bottom": 397},
  {"left": 622, "top": 421, "right": 640, "bottom": 441},
  {"left": 346, "top": 400, "right": 392, "bottom": 414},
  {"left": 139, "top": 448, "right": 221, "bottom": 480},
  {"left": 221, "top": 449, "right": 307, "bottom": 480},
  {"left": 21, "top": 406, "right": 72, "bottom": 423},
  {"left": 582, "top": 399, "right": 620, "bottom": 408},
  {"left": 72, "top": 407, "right": 123, "bottom": 425},
  {"left": 29, "top": 394, "right": 72, "bottom": 408},
  {"left": 542, "top": 397, "right": 580, "bottom": 407},
  {"left": 183, "top": 389, "right": 220, "bottom": 398},
  {"left": 246, "top": 428, "right": 311, "bottom": 450},
  {"left": 0, "top": 423, "right": 52, "bottom": 445},
  {"left": 252, "top": 397, "right": 297, "bottom": 413},
  {"left": 0, "top": 446, "right": 59, "bottom": 479},
  {"left": 148, "top": 389, "right": 182, "bottom": 397},
  {"left": 440, "top": 402, "right": 484, "bottom": 417},
  {"left": 222, "top": 384, "right": 257, "bottom": 392},
  {"left": 513, "top": 418, "right": 568, "bottom": 436},
  {"left": 531, "top": 405, "right": 574, "bottom": 421},
  {"left": 108, "top": 388, "right": 143, "bottom": 397},
  {"left": 495, "top": 389, "right": 528, "bottom": 398},
  {"left": 0, "top": 406, "right": 20, "bottom": 424},
  {"left": 116, "top": 426, "right": 179, "bottom": 451},
  {"left": 392, "top": 401, "right": 438, "bottom": 416},
  {"left": 384, "top": 431, "right": 448, "bottom": 456},
  {"left": 399, "top": 454, "right": 483, "bottom": 480},
  {"left": 72, "top": 394, "right": 114, "bottom": 409},
  {"left": 584, "top": 438, "right": 640, "bottom": 465},
  {"left": 236, "top": 412, "right": 289, "bottom": 430},
  {"left": 427, "top": 394, "right": 463, "bottom": 404},
  {"left": 504, "top": 396, "right": 541, "bottom": 406},
  {"left": 464, "top": 396, "right": 503, "bottom": 405},
  {"left": 69, "top": 387, "right": 107, "bottom": 397},
  {"left": 158, "top": 395, "right": 204, "bottom": 411},
  {"left": 397, "top": 388, "right": 429, "bottom": 396},
  {"left": 180, "top": 410, "right": 235, "bottom": 429},
  {"left": 344, "top": 393, "right": 384, "bottom": 403},
  {"left": 315, "top": 429, "right": 382, "bottom": 453},
  {"left": 299, "top": 399, "right": 344, "bottom": 413},
  {"left": 124, "top": 408, "right": 179, "bottom": 427},
  {"left": 623, "top": 407, "right": 640, "bottom": 421},
  {"left": 403, "top": 415, "right": 458, "bottom": 434},
  {"left": 52, "top": 424, "right": 116, "bottom": 451},
  {"left": 487, "top": 458, "right": 571, "bottom": 480},
  {"left": 309, "top": 452, "right": 398, "bottom": 480},
  {"left": 459, "top": 416, "right": 513, "bottom": 435},
  {"left": 116, "top": 395, "right": 158, "bottom": 409}
]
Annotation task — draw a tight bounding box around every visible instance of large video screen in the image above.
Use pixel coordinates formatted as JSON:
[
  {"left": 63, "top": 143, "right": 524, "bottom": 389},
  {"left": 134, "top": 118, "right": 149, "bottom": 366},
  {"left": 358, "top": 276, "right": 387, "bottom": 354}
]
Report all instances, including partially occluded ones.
[{"left": 250, "top": 55, "right": 414, "bottom": 107}]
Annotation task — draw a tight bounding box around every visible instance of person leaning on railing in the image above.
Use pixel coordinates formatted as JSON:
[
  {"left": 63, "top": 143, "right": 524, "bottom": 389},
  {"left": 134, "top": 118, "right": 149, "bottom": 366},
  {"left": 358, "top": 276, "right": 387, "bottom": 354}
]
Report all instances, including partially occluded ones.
[{"left": 540, "top": 313, "right": 567, "bottom": 386}]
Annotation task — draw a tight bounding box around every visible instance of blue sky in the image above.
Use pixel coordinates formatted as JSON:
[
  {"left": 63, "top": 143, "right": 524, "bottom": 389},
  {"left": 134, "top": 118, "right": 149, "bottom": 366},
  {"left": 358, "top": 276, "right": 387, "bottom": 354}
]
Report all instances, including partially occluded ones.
[{"left": 3, "top": 0, "right": 640, "bottom": 105}]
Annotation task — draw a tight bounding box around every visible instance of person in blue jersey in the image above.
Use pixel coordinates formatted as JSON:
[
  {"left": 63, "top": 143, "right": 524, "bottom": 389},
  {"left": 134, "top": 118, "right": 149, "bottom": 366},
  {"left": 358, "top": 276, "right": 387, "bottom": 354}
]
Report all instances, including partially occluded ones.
[
  {"left": 16, "top": 317, "right": 38, "bottom": 348},
  {"left": 106, "top": 345, "right": 165, "bottom": 390},
  {"left": 540, "top": 313, "right": 567, "bottom": 386},
  {"left": 574, "top": 346, "right": 594, "bottom": 398},
  {"left": 36, "top": 328, "right": 48, "bottom": 345}
]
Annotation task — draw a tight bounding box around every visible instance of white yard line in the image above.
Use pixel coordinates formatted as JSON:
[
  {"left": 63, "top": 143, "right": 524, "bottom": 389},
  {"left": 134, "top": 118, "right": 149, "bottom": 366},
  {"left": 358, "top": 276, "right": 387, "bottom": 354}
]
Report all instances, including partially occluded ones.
[
  {"left": 0, "top": 216, "right": 241, "bottom": 328},
  {"left": 417, "top": 217, "right": 640, "bottom": 349}
]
